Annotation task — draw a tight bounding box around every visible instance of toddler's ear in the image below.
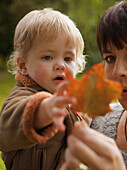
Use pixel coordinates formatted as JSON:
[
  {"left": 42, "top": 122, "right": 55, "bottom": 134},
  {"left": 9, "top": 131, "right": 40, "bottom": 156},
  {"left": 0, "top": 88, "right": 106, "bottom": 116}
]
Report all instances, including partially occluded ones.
[{"left": 17, "top": 57, "right": 28, "bottom": 75}]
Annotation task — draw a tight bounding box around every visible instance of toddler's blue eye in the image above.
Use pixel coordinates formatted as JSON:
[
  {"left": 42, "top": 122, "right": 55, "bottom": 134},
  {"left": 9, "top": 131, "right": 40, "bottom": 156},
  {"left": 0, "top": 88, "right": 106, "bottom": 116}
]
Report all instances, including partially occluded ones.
[
  {"left": 64, "top": 57, "right": 72, "bottom": 62},
  {"left": 42, "top": 56, "right": 52, "bottom": 60}
]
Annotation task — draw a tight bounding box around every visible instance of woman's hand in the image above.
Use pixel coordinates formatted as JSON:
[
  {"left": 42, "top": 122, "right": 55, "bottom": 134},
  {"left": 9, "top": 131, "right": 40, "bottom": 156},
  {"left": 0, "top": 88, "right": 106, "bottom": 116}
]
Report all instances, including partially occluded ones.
[{"left": 61, "top": 121, "right": 126, "bottom": 170}]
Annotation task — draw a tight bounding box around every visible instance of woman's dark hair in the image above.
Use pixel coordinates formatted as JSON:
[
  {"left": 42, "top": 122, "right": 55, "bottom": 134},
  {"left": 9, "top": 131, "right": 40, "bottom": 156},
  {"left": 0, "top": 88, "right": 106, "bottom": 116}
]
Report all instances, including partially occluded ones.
[{"left": 97, "top": 1, "right": 127, "bottom": 55}]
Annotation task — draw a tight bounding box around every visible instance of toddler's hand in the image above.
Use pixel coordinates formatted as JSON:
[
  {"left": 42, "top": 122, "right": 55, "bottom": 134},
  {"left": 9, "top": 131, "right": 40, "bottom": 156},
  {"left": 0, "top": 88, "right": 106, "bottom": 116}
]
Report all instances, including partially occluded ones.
[{"left": 43, "top": 81, "right": 77, "bottom": 131}]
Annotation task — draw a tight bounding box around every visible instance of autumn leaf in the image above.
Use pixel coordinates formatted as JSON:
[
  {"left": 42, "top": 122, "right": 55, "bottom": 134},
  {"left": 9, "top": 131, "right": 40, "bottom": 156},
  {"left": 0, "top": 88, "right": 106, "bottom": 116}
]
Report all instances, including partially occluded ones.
[{"left": 66, "top": 62, "right": 122, "bottom": 117}]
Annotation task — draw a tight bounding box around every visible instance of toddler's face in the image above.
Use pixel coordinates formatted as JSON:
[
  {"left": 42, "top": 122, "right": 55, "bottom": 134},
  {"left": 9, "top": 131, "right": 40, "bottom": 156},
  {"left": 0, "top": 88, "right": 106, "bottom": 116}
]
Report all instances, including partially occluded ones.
[
  {"left": 103, "top": 43, "right": 127, "bottom": 109},
  {"left": 23, "top": 34, "right": 77, "bottom": 93}
]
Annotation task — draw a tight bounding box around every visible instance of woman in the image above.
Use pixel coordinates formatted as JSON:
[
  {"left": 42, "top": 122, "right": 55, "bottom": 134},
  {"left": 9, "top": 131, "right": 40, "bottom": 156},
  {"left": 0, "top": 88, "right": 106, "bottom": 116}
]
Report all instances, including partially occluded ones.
[{"left": 61, "top": 1, "right": 127, "bottom": 169}]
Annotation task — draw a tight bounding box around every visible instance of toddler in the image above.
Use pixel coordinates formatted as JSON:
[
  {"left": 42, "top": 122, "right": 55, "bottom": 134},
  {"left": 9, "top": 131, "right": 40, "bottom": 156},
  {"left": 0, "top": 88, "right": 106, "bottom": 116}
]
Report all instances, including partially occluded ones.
[{"left": 0, "top": 8, "right": 86, "bottom": 170}]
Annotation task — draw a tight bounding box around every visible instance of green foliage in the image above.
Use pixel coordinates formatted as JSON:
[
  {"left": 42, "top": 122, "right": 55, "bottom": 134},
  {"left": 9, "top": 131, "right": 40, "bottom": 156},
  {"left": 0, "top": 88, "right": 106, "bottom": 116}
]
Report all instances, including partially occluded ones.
[
  {"left": 0, "top": 55, "right": 6, "bottom": 70},
  {"left": 64, "top": 0, "right": 116, "bottom": 70}
]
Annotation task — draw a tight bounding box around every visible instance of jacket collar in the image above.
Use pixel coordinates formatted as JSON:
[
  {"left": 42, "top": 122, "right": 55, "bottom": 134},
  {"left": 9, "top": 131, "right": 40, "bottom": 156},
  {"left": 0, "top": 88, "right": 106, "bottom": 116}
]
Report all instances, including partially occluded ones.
[{"left": 15, "top": 73, "right": 36, "bottom": 87}]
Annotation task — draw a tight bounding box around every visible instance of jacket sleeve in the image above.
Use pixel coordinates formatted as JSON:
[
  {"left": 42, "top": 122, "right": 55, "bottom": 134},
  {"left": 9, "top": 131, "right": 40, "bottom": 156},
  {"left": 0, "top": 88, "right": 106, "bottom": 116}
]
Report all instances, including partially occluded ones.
[
  {"left": 0, "top": 86, "right": 58, "bottom": 152},
  {"left": 22, "top": 91, "right": 58, "bottom": 144}
]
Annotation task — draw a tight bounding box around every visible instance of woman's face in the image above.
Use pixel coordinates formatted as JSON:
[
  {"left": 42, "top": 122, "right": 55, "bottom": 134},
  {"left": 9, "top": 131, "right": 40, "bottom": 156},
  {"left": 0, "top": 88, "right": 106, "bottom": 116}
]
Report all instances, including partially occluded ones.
[{"left": 103, "top": 43, "right": 127, "bottom": 110}]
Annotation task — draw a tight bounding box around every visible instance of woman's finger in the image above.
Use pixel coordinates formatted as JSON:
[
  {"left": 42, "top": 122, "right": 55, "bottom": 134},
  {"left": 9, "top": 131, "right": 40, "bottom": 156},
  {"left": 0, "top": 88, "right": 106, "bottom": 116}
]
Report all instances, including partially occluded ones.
[
  {"left": 72, "top": 122, "right": 118, "bottom": 159},
  {"left": 67, "top": 134, "right": 101, "bottom": 169},
  {"left": 60, "top": 148, "right": 80, "bottom": 170}
]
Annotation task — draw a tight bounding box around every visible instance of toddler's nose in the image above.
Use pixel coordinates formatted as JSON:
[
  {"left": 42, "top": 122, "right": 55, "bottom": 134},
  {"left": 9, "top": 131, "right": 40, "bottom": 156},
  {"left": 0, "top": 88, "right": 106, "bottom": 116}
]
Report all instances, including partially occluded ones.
[{"left": 53, "top": 62, "right": 65, "bottom": 71}]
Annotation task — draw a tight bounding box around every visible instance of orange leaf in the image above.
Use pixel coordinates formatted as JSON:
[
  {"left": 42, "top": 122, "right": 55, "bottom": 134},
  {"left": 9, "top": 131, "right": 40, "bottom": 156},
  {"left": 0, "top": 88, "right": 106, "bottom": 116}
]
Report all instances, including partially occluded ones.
[{"left": 66, "top": 62, "right": 122, "bottom": 117}]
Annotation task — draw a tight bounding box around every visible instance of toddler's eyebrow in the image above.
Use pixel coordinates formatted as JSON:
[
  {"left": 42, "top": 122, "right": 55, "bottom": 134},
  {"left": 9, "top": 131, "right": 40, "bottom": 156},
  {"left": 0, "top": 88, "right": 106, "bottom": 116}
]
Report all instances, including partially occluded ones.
[
  {"left": 41, "top": 49, "right": 55, "bottom": 53},
  {"left": 66, "top": 51, "right": 75, "bottom": 55}
]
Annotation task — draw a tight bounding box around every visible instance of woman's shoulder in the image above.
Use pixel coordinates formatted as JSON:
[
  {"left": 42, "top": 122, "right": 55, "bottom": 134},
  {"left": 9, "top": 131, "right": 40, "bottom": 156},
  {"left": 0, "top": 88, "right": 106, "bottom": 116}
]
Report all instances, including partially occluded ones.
[
  {"left": 91, "top": 102, "right": 124, "bottom": 126},
  {"left": 90, "top": 102, "right": 124, "bottom": 139},
  {"left": 110, "top": 102, "right": 124, "bottom": 112}
]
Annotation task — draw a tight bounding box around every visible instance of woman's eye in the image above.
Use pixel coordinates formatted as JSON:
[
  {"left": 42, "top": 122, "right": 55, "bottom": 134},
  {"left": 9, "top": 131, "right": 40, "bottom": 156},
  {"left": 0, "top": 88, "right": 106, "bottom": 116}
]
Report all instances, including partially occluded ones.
[
  {"left": 64, "top": 57, "right": 72, "bottom": 62},
  {"left": 104, "top": 55, "right": 116, "bottom": 63},
  {"left": 42, "top": 56, "right": 52, "bottom": 60}
]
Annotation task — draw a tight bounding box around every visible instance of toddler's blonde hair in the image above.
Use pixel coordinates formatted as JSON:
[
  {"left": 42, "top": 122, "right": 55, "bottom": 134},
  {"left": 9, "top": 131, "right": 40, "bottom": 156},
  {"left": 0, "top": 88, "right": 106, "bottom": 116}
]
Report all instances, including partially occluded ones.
[{"left": 8, "top": 8, "right": 86, "bottom": 74}]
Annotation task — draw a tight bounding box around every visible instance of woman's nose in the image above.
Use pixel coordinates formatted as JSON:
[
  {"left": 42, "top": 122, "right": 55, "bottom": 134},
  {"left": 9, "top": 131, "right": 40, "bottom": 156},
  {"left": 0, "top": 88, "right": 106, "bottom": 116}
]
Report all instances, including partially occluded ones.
[{"left": 113, "top": 60, "right": 127, "bottom": 78}]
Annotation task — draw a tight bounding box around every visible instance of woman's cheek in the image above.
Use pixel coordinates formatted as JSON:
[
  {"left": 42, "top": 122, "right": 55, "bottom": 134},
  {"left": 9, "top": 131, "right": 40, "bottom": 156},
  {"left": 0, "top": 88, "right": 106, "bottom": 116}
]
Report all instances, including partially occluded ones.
[{"left": 105, "top": 66, "right": 114, "bottom": 80}]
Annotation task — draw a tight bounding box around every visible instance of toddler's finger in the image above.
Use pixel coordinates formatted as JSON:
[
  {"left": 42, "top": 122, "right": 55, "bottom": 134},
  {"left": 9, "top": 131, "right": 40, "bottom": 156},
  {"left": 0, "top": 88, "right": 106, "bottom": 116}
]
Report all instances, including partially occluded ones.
[
  {"left": 52, "top": 107, "right": 67, "bottom": 117},
  {"left": 53, "top": 117, "right": 66, "bottom": 131},
  {"left": 54, "top": 96, "right": 77, "bottom": 108},
  {"left": 56, "top": 81, "right": 68, "bottom": 96}
]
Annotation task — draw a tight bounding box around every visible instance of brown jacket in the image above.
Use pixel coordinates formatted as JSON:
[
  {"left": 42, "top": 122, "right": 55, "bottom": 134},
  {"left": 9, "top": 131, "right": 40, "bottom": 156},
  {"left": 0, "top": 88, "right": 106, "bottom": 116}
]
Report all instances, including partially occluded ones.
[{"left": 0, "top": 74, "right": 80, "bottom": 170}]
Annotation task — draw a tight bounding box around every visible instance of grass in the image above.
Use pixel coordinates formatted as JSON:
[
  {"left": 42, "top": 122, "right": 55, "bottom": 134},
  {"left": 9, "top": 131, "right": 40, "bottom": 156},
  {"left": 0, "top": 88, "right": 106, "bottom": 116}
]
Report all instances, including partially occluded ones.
[{"left": 0, "top": 70, "right": 16, "bottom": 170}]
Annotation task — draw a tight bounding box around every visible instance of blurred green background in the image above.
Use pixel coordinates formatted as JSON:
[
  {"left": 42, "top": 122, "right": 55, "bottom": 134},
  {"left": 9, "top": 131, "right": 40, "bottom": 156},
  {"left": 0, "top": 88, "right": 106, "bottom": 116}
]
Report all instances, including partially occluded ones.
[{"left": 0, "top": 0, "right": 121, "bottom": 169}]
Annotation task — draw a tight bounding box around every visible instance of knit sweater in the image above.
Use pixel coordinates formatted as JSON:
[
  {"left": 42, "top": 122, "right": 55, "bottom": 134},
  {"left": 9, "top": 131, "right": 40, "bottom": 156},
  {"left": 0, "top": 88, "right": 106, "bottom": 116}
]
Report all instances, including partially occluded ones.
[{"left": 91, "top": 102, "right": 127, "bottom": 167}]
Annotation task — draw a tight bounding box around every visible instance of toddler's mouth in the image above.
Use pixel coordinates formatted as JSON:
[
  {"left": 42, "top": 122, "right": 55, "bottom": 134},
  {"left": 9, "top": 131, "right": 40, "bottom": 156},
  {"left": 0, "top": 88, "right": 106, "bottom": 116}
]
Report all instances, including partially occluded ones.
[
  {"left": 55, "top": 77, "right": 64, "bottom": 80},
  {"left": 53, "top": 75, "right": 65, "bottom": 83}
]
